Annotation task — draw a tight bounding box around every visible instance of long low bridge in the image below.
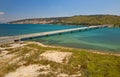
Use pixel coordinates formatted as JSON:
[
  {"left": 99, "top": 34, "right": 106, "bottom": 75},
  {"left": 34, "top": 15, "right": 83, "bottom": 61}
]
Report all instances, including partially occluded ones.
[{"left": 0, "top": 25, "right": 108, "bottom": 45}]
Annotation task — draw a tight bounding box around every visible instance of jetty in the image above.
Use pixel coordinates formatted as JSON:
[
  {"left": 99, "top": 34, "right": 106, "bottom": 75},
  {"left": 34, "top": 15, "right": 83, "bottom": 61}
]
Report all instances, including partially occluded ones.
[{"left": 0, "top": 25, "right": 108, "bottom": 45}]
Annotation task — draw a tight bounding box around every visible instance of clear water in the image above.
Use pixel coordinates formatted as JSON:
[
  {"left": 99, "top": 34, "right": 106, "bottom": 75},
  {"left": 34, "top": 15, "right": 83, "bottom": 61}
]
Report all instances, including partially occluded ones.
[
  {"left": 0, "top": 24, "right": 80, "bottom": 36},
  {"left": 0, "top": 24, "right": 120, "bottom": 52},
  {"left": 32, "top": 28, "right": 120, "bottom": 53}
]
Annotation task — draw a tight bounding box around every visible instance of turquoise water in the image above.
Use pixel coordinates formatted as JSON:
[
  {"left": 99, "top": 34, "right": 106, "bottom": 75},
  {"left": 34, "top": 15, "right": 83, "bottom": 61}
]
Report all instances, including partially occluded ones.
[
  {"left": 0, "top": 24, "right": 120, "bottom": 52},
  {"left": 32, "top": 28, "right": 120, "bottom": 53},
  {"left": 0, "top": 24, "right": 80, "bottom": 36}
]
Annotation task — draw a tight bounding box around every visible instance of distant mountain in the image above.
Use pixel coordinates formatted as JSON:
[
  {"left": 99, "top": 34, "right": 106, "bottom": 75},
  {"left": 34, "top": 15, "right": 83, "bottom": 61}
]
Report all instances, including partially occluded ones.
[{"left": 9, "top": 15, "right": 120, "bottom": 26}]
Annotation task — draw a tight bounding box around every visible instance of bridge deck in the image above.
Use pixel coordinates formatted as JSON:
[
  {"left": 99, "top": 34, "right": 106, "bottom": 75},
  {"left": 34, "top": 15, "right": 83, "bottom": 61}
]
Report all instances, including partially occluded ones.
[{"left": 0, "top": 25, "right": 107, "bottom": 45}]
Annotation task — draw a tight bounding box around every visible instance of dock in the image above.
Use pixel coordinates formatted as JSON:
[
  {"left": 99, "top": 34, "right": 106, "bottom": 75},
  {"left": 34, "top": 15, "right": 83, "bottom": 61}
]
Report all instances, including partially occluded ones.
[{"left": 0, "top": 25, "right": 108, "bottom": 45}]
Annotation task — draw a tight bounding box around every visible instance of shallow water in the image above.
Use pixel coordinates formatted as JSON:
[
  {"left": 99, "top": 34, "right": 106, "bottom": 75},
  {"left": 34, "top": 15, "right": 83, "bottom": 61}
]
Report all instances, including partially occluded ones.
[
  {"left": 0, "top": 24, "right": 80, "bottom": 36},
  {"left": 32, "top": 28, "right": 120, "bottom": 53},
  {"left": 0, "top": 24, "right": 120, "bottom": 52}
]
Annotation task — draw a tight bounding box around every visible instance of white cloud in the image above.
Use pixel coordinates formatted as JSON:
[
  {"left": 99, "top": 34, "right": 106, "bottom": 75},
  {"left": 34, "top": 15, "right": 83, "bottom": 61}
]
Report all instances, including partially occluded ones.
[{"left": 0, "top": 12, "right": 5, "bottom": 15}]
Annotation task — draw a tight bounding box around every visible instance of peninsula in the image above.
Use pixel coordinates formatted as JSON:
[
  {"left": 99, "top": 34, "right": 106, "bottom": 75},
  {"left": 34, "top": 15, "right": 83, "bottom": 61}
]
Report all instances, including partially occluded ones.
[{"left": 9, "top": 15, "right": 120, "bottom": 27}]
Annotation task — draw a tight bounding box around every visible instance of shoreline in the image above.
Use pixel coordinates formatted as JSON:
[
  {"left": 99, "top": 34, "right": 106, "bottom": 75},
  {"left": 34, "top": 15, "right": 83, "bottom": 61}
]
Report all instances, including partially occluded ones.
[
  {"left": 1, "top": 41, "right": 120, "bottom": 57},
  {"left": 33, "top": 41, "right": 120, "bottom": 57},
  {"left": 0, "top": 41, "right": 120, "bottom": 57},
  {"left": 1, "top": 41, "right": 120, "bottom": 77}
]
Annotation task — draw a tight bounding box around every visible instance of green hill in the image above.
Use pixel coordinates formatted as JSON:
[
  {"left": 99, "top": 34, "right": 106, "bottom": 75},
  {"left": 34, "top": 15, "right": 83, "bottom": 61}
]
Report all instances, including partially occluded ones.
[{"left": 9, "top": 15, "right": 120, "bottom": 26}]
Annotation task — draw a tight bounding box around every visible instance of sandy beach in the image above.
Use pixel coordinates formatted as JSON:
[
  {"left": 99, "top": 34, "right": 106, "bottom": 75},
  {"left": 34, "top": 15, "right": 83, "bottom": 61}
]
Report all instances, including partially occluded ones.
[
  {"left": 0, "top": 41, "right": 120, "bottom": 57},
  {"left": 0, "top": 41, "right": 120, "bottom": 77}
]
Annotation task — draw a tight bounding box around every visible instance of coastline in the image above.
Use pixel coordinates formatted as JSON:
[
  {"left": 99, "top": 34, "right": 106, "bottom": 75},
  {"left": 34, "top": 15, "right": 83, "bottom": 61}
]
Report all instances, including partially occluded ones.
[
  {"left": 1, "top": 41, "right": 119, "bottom": 57},
  {"left": 1, "top": 41, "right": 120, "bottom": 77},
  {"left": 31, "top": 41, "right": 120, "bottom": 57}
]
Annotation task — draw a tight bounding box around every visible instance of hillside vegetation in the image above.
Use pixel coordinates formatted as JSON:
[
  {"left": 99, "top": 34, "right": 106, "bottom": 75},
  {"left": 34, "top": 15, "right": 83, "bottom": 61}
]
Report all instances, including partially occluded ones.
[
  {"left": 9, "top": 15, "right": 120, "bottom": 27},
  {"left": 61, "top": 15, "right": 120, "bottom": 26},
  {"left": 0, "top": 42, "right": 120, "bottom": 77}
]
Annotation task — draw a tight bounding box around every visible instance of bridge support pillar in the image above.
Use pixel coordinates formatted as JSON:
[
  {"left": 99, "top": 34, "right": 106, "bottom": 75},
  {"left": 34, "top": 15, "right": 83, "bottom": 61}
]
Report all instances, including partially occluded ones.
[
  {"left": 46, "top": 35, "right": 49, "bottom": 37},
  {"left": 59, "top": 33, "right": 62, "bottom": 35},
  {"left": 70, "top": 31, "right": 73, "bottom": 33},
  {"left": 14, "top": 39, "right": 21, "bottom": 43},
  {"left": 29, "top": 37, "right": 33, "bottom": 40}
]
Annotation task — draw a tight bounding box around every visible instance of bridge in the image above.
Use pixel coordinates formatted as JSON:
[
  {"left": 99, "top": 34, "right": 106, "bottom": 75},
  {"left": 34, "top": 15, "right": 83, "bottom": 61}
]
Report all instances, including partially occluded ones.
[{"left": 0, "top": 25, "right": 108, "bottom": 45}]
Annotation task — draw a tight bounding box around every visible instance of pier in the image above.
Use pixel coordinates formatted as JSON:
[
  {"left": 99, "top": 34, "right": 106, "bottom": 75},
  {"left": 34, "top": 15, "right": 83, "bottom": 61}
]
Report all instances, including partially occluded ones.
[{"left": 0, "top": 25, "right": 108, "bottom": 45}]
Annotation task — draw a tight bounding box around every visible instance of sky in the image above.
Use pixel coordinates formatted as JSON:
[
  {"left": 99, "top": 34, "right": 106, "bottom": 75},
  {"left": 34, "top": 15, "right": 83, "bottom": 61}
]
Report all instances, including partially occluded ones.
[{"left": 0, "top": 0, "right": 120, "bottom": 22}]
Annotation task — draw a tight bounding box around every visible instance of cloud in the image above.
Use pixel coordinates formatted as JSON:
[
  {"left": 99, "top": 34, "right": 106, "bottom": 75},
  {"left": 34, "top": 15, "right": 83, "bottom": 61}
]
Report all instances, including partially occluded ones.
[{"left": 0, "top": 12, "right": 5, "bottom": 15}]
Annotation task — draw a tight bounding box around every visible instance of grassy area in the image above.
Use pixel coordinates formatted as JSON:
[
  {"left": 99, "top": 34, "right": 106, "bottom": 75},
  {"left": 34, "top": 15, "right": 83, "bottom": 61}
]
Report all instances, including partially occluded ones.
[
  {"left": 0, "top": 44, "right": 11, "bottom": 48},
  {"left": 0, "top": 43, "right": 120, "bottom": 77},
  {"left": 10, "top": 15, "right": 120, "bottom": 26}
]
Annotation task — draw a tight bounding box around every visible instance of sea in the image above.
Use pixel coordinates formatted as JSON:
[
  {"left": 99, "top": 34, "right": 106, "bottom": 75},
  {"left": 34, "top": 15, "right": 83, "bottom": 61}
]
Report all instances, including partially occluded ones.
[{"left": 0, "top": 24, "right": 120, "bottom": 53}]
